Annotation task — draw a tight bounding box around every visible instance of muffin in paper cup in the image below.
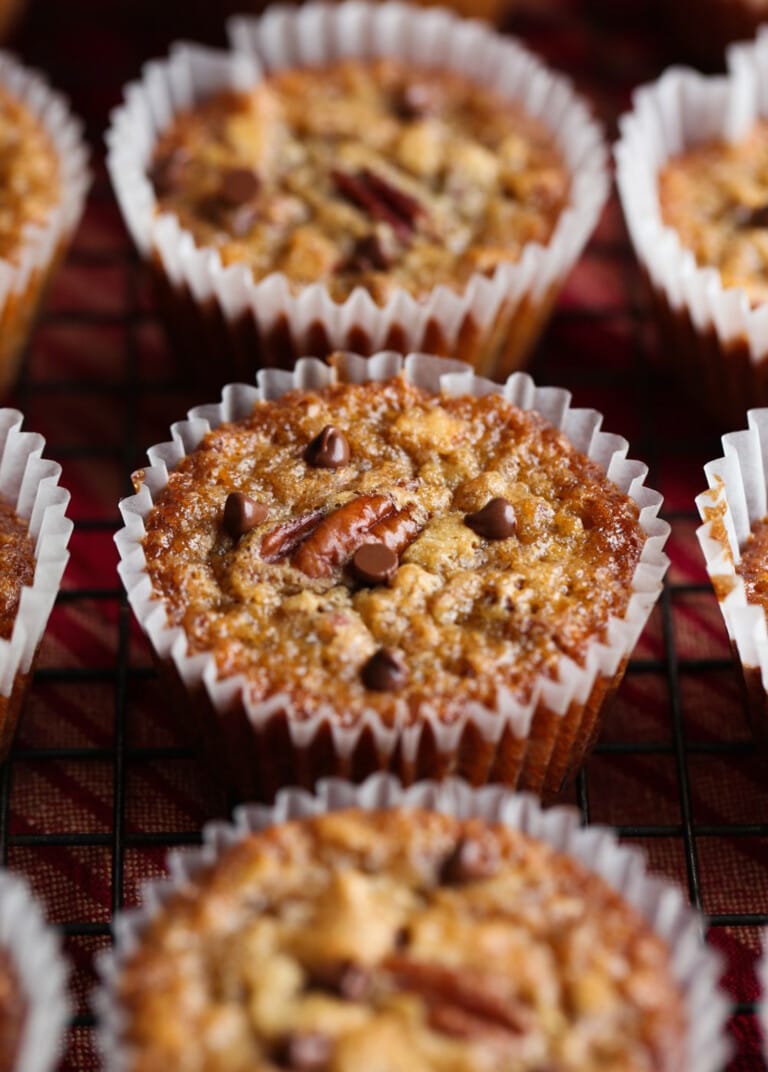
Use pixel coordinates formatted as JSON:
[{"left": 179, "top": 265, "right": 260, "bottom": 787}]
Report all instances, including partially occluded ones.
[
  {"left": 105, "top": 1, "right": 608, "bottom": 387},
  {"left": 0, "top": 409, "right": 72, "bottom": 760},
  {"left": 0, "top": 51, "right": 89, "bottom": 396},
  {"left": 615, "top": 29, "right": 768, "bottom": 428},
  {"left": 0, "top": 868, "right": 70, "bottom": 1072},
  {"left": 696, "top": 408, "right": 768, "bottom": 737},
  {"left": 93, "top": 773, "right": 730, "bottom": 1071},
  {"left": 114, "top": 351, "right": 669, "bottom": 801}
]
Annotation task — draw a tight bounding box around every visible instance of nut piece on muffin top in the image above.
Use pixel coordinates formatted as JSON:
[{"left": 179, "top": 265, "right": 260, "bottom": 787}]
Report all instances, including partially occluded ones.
[{"left": 147, "top": 58, "right": 569, "bottom": 302}]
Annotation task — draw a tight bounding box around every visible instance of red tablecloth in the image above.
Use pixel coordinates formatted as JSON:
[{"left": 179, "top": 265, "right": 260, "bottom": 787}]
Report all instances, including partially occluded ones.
[{"left": 4, "top": 0, "right": 766, "bottom": 1067}]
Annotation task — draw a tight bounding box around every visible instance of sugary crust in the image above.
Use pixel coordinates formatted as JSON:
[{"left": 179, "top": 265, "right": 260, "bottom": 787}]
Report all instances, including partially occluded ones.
[
  {"left": 0, "top": 495, "right": 33, "bottom": 641},
  {"left": 141, "top": 376, "right": 645, "bottom": 728},
  {"left": 735, "top": 515, "right": 768, "bottom": 610},
  {"left": 0, "top": 83, "right": 59, "bottom": 264},
  {"left": 658, "top": 121, "right": 768, "bottom": 306},
  {"left": 150, "top": 58, "right": 568, "bottom": 303},
  {"left": 117, "top": 807, "right": 686, "bottom": 1072}
]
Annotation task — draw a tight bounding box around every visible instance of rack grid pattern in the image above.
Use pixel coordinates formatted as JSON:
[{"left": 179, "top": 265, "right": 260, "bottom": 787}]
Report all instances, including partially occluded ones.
[{"left": 3, "top": 1, "right": 766, "bottom": 1068}]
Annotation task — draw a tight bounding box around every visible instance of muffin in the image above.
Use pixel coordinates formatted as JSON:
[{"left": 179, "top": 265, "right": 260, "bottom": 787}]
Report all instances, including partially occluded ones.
[
  {"left": 106, "top": 2, "right": 607, "bottom": 386},
  {"left": 115, "top": 351, "right": 669, "bottom": 801},
  {"left": 0, "top": 869, "right": 69, "bottom": 1071},
  {"left": 616, "top": 31, "right": 768, "bottom": 427},
  {"left": 0, "top": 409, "right": 72, "bottom": 762},
  {"left": 94, "top": 775, "right": 730, "bottom": 1072},
  {"left": 696, "top": 407, "right": 768, "bottom": 735},
  {"left": 0, "top": 51, "right": 88, "bottom": 396}
]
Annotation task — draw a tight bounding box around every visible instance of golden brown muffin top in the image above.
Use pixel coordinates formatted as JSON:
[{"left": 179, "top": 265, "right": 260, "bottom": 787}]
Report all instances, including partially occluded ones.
[
  {"left": 140, "top": 376, "right": 645, "bottom": 725},
  {"left": 148, "top": 58, "right": 569, "bottom": 302},
  {"left": 736, "top": 513, "right": 768, "bottom": 608},
  {"left": 659, "top": 120, "right": 768, "bottom": 306},
  {"left": 0, "top": 496, "right": 33, "bottom": 641},
  {"left": 117, "top": 807, "right": 686, "bottom": 1072},
  {"left": 0, "top": 83, "right": 59, "bottom": 263}
]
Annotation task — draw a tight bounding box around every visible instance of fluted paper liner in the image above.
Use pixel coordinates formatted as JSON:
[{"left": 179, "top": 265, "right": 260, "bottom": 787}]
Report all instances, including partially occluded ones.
[
  {"left": 0, "top": 868, "right": 69, "bottom": 1072},
  {"left": 105, "top": 1, "right": 608, "bottom": 384},
  {"left": 696, "top": 407, "right": 768, "bottom": 733},
  {"left": 94, "top": 773, "right": 730, "bottom": 1072},
  {"left": 0, "top": 51, "right": 89, "bottom": 396},
  {"left": 616, "top": 28, "right": 768, "bottom": 426},
  {"left": 0, "top": 409, "right": 72, "bottom": 759},
  {"left": 115, "top": 352, "right": 669, "bottom": 799}
]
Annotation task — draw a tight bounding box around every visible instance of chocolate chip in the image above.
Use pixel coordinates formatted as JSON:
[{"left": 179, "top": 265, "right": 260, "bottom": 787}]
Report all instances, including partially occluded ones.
[
  {"left": 304, "top": 426, "right": 350, "bottom": 468},
  {"left": 219, "top": 166, "right": 260, "bottom": 207},
  {"left": 275, "top": 1032, "right": 332, "bottom": 1071},
  {"left": 352, "top": 542, "right": 398, "bottom": 585},
  {"left": 395, "top": 83, "right": 439, "bottom": 119},
  {"left": 464, "top": 498, "right": 517, "bottom": 541},
  {"left": 148, "top": 146, "right": 189, "bottom": 197},
  {"left": 734, "top": 203, "right": 768, "bottom": 229},
  {"left": 223, "top": 492, "right": 268, "bottom": 538},
  {"left": 362, "top": 647, "right": 407, "bottom": 692},
  {"left": 439, "top": 837, "right": 500, "bottom": 885},
  {"left": 338, "top": 962, "right": 373, "bottom": 1002},
  {"left": 345, "top": 233, "right": 392, "bottom": 272}
]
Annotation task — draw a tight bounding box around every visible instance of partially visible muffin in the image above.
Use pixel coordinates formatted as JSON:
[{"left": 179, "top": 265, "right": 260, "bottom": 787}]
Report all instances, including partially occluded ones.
[
  {"left": 0, "top": 493, "right": 34, "bottom": 758},
  {"left": 112, "top": 807, "right": 687, "bottom": 1071},
  {"left": 0, "top": 948, "right": 25, "bottom": 1069}
]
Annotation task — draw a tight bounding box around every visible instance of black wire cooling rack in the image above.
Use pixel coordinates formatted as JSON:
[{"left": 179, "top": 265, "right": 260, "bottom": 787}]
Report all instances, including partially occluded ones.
[{"left": 3, "top": 0, "right": 767, "bottom": 1067}]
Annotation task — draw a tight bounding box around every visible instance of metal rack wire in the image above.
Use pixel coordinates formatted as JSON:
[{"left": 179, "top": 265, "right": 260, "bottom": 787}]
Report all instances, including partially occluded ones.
[{"left": 3, "top": 0, "right": 766, "bottom": 1067}]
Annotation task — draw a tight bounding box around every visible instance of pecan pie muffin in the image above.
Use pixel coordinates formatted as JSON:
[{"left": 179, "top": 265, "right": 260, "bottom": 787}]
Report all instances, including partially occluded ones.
[
  {"left": 122, "top": 357, "right": 667, "bottom": 800},
  {"left": 109, "top": 807, "right": 688, "bottom": 1072},
  {"left": 108, "top": 5, "right": 607, "bottom": 384},
  {"left": 0, "top": 493, "right": 34, "bottom": 757},
  {"left": 0, "top": 949, "right": 25, "bottom": 1069}
]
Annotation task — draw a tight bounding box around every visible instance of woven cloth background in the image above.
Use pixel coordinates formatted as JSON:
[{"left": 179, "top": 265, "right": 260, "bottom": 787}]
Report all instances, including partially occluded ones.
[{"left": 3, "top": 0, "right": 766, "bottom": 1067}]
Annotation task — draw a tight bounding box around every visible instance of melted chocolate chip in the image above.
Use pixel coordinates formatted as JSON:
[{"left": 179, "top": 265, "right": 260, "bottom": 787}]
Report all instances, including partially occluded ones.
[
  {"left": 464, "top": 498, "right": 517, "bottom": 541},
  {"left": 275, "top": 1032, "right": 332, "bottom": 1071},
  {"left": 223, "top": 492, "right": 268, "bottom": 538},
  {"left": 734, "top": 202, "right": 768, "bottom": 229},
  {"left": 439, "top": 837, "right": 500, "bottom": 885},
  {"left": 338, "top": 962, "right": 373, "bottom": 1002},
  {"left": 362, "top": 647, "right": 407, "bottom": 692},
  {"left": 352, "top": 542, "right": 398, "bottom": 585},
  {"left": 229, "top": 201, "right": 259, "bottom": 237},
  {"left": 219, "top": 166, "right": 261, "bottom": 207},
  {"left": 395, "top": 82, "right": 439, "bottom": 119},
  {"left": 304, "top": 426, "right": 350, "bottom": 469},
  {"left": 345, "top": 233, "right": 392, "bottom": 272}
]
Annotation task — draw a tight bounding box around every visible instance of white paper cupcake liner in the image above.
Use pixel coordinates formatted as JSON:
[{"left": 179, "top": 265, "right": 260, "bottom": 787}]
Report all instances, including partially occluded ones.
[
  {"left": 94, "top": 772, "right": 730, "bottom": 1072},
  {"left": 615, "top": 29, "right": 768, "bottom": 426},
  {"left": 0, "top": 409, "right": 72, "bottom": 756},
  {"left": 105, "top": 1, "right": 608, "bottom": 384},
  {"left": 0, "top": 868, "right": 69, "bottom": 1072},
  {"left": 114, "top": 351, "right": 669, "bottom": 800},
  {"left": 696, "top": 407, "right": 768, "bottom": 733},
  {"left": 0, "top": 50, "right": 89, "bottom": 395}
]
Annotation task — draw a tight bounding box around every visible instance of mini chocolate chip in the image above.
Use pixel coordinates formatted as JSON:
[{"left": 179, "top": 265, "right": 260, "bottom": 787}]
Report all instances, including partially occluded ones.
[
  {"left": 276, "top": 1032, "right": 332, "bottom": 1071},
  {"left": 395, "top": 82, "right": 439, "bottom": 119},
  {"left": 439, "top": 837, "right": 500, "bottom": 884},
  {"left": 464, "top": 498, "right": 517, "bottom": 541},
  {"left": 219, "top": 166, "right": 260, "bottom": 207},
  {"left": 223, "top": 492, "right": 268, "bottom": 538},
  {"left": 346, "top": 233, "right": 392, "bottom": 272},
  {"left": 352, "top": 542, "right": 398, "bottom": 585},
  {"left": 362, "top": 647, "right": 407, "bottom": 692},
  {"left": 304, "top": 426, "right": 350, "bottom": 468},
  {"left": 734, "top": 202, "right": 768, "bottom": 229}
]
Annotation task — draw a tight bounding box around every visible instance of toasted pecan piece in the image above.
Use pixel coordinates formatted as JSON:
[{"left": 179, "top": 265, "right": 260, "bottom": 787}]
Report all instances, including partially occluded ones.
[
  {"left": 260, "top": 510, "right": 324, "bottom": 563},
  {"left": 292, "top": 495, "right": 394, "bottom": 579}
]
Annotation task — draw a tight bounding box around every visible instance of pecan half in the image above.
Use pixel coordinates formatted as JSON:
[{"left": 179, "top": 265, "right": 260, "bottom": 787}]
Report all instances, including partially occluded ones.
[
  {"left": 260, "top": 510, "right": 324, "bottom": 563},
  {"left": 367, "top": 504, "right": 422, "bottom": 556},
  {"left": 332, "top": 168, "right": 419, "bottom": 241},
  {"left": 383, "top": 955, "right": 530, "bottom": 1035},
  {"left": 359, "top": 167, "right": 423, "bottom": 228},
  {"left": 292, "top": 495, "right": 394, "bottom": 579}
]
